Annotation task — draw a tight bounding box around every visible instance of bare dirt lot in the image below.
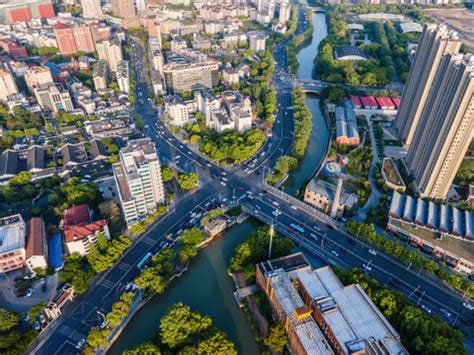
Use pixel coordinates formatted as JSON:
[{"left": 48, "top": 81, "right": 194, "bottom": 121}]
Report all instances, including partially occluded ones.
[{"left": 425, "top": 8, "right": 474, "bottom": 49}]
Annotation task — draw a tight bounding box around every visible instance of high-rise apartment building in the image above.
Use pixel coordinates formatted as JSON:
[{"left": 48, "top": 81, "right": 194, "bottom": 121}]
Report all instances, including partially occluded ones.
[
  {"left": 110, "top": 0, "right": 139, "bottom": 27},
  {"left": 113, "top": 138, "right": 165, "bottom": 226},
  {"left": 116, "top": 60, "right": 130, "bottom": 93},
  {"left": 0, "top": 0, "right": 55, "bottom": 24},
  {"left": 96, "top": 39, "right": 123, "bottom": 73},
  {"left": 54, "top": 23, "right": 95, "bottom": 55},
  {"left": 0, "top": 69, "right": 18, "bottom": 102},
  {"left": 395, "top": 24, "right": 461, "bottom": 145},
  {"left": 80, "top": 0, "right": 103, "bottom": 19},
  {"left": 163, "top": 61, "right": 219, "bottom": 94},
  {"left": 406, "top": 54, "right": 474, "bottom": 198}
]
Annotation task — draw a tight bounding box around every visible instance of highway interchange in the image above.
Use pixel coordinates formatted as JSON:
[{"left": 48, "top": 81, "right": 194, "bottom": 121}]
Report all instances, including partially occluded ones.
[{"left": 28, "top": 7, "right": 473, "bottom": 354}]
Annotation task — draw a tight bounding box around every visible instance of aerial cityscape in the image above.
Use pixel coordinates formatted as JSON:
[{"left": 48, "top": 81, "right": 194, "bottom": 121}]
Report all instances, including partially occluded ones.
[{"left": 0, "top": 0, "right": 472, "bottom": 353}]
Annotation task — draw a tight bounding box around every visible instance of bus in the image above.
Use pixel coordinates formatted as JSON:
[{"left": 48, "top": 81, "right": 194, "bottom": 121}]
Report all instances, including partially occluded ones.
[
  {"left": 137, "top": 252, "right": 152, "bottom": 270},
  {"left": 290, "top": 223, "right": 305, "bottom": 234}
]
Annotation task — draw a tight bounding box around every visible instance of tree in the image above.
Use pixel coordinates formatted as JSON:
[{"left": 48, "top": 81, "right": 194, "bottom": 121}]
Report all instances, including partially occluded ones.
[
  {"left": 161, "top": 166, "right": 174, "bottom": 182},
  {"left": 86, "top": 327, "right": 110, "bottom": 349},
  {"left": 96, "top": 231, "right": 108, "bottom": 252},
  {"left": 123, "top": 342, "right": 161, "bottom": 354},
  {"left": 195, "top": 331, "right": 237, "bottom": 354},
  {"left": 177, "top": 172, "right": 199, "bottom": 191},
  {"left": 28, "top": 301, "right": 46, "bottom": 321},
  {"left": 0, "top": 309, "right": 19, "bottom": 332},
  {"left": 159, "top": 303, "right": 212, "bottom": 349},
  {"left": 264, "top": 324, "right": 287, "bottom": 352}
]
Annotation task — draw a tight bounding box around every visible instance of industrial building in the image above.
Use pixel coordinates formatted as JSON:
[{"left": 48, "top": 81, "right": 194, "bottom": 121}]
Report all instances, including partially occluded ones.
[
  {"left": 256, "top": 253, "right": 407, "bottom": 355},
  {"left": 335, "top": 101, "right": 360, "bottom": 146}
]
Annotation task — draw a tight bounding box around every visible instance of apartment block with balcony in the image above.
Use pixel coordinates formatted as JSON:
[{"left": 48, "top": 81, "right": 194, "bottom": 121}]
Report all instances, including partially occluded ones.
[
  {"left": 113, "top": 138, "right": 165, "bottom": 226},
  {"left": 0, "top": 214, "right": 26, "bottom": 273}
]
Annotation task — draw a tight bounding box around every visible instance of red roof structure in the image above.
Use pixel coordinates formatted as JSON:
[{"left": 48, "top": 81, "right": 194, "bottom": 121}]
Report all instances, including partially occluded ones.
[
  {"left": 64, "top": 220, "right": 107, "bottom": 242},
  {"left": 351, "top": 96, "right": 362, "bottom": 108},
  {"left": 63, "top": 204, "right": 90, "bottom": 227},
  {"left": 26, "top": 217, "right": 44, "bottom": 258},
  {"left": 391, "top": 97, "right": 401, "bottom": 109}
]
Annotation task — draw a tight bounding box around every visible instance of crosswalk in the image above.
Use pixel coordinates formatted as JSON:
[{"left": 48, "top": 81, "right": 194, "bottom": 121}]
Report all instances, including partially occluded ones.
[
  {"left": 57, "top": 324, "right": 84, "bottom": 344},
  {"left": 142, "top": 236, "right": 155, "bottom": 246},
  {"left": 101, "top": 279, "right": 115, "bottom": 289},
  {"left": 116, "top": 261, "right": 131, "bottom": 271}
]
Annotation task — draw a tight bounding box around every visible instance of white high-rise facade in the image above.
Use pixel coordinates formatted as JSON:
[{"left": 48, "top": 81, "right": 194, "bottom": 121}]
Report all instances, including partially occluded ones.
[
  {"left": 0, "top": 69, "right": 18, "bottom": 102},
  {"left": 81, "top": 0, "right": 103, "bottom": 19},
  {"left": 96, "top": 39, "right": 123, "bottom": 73},
  {"left": 113, "top": 138, "right": 165, "bottom": 226}
]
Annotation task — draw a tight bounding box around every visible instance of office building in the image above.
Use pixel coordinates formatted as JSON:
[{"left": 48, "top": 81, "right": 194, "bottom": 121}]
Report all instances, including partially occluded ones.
[
  {"left": 81, "top": 0, "right": 103, "bottom": 19},
  {"left": 113, "top": 138, "right": 165, "bottom": 226},
  {"left": 96, "top": 39, "right": 123, "bottom": 73},
  {"left": 256, "top": 253, "right": 408, "bottom": 355},
  {"left": 33, "top": 83, "right": 74, "bottom": 113},
  {"left": 406, "top": 54, "right": 474, "bottom": 198},
  {"left": 93, "top": 60, "right": 108, "bottom": 91},
  {"left": 0, "top": 69, "right": 18, "bottom": 102},
  {"left": 63, "top": 204, "right": 110, "bottom": 256},
  {"left": 116, "top": 60, "right": 130, "bottom": 93},
  {"left": 0, "top": 214, "right": 26, "bottom": 273},
  {"left": 0, "top": 0, "right": 55, "bottom": 24},
  {"left": 24, "top": 66, "right": 54, "bottom": 92},
  {"left": 395, "top": 24, "right": 461, "bottom": 145},
  {"left": 25, "top": 217, "right": 48, "bottom": 273},
  {"left": 163, "top": 61, "right": 219, "bottom": 94}
]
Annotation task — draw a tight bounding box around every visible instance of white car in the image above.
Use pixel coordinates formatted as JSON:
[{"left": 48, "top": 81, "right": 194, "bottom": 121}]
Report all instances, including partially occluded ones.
[
  {"left": 220, "top": 181, "right": 226, "bottom": 186},
  {"left": 75, "top": 338, "right": 86, "bottom": 349},
  {"left": 331, "top": 250, "right": 339, "bottom": 257},
  {"left": 363, "top": 264, "right": 372, "bottom": 271},
  {"left": 368, "top": 249, "right": 377, "bottom": 256},
  {"left": 290, "top": 205, "right": 297, "bottom": 210},
  {"left": 421, "top": 305, "right": 432, "bottom": 314},
  {"left": 272, "top": 201, "right": 280, "bottom": 207},
  {"left": 26, "top": 288, "right": 32, "bottom": 297},
  {"left": 463, "top": 302, "right": 474, "bottom": 311}
]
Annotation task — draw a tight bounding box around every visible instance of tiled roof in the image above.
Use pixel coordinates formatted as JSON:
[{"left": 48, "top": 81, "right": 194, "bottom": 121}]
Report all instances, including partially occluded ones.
[
  {"left": 26, "top": 217, "right": 44, "bottom": 258},
  {"left": 64, "top": 220, "right": 107, "bottom": 242}
]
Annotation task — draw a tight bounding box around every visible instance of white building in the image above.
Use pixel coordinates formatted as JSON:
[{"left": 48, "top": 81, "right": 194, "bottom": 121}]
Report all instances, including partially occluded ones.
[
  {"left": 96, "top": 39, "right": 123, "bottom": 73},
  {"left": 0, "top": 214, "right": 26, "bottom": 273},
  {"left": 0, "top": 69, "right": 18, "bottom": 103},
  {"left": 81, "top": 0, "right": 103, "bottom": 19},
  {"left": 165, "top": 96, "right": 189, "bottom": 127},
  {"left": 248, "top": 31, "right": 269, "bottom": 52},
  {"left": 24, "top": 66, "right": 54, "bottom": 93},
  {"left": 116, "top": 60, "right": 130, "bottom": 93},
  {"left": 113, "top": 138, "right": 165, "bottom": 226},
  {"left": 33, "top": 83, "right": 74, "bottom": 113}
]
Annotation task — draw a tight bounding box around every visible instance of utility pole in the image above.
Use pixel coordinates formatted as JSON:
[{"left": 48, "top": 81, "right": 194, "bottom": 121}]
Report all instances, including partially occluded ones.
[{"left": 268, "top": 223, "right": 274, "bottom": 259}]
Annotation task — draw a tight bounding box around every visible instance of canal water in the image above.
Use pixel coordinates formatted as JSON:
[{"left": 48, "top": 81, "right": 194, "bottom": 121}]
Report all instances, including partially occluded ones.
[
  {"left": 283, "top": 12, "right": 330, "bottom": 197},
  {"left": 110, "top": 12, "right": 329, "bottom": 355}
]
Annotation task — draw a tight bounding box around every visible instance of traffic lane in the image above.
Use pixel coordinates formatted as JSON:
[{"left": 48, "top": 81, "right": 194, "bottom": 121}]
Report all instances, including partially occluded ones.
[{"left": 248, "top": 196, "right": 470, "bottom": 324}]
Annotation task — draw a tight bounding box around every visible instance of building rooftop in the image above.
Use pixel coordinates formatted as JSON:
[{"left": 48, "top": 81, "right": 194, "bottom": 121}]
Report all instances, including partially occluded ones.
[
  {"left": 26, "top": 217, "right": 44, "bottom": 259},
  {"left": 63, "top": 204, "right": 90, "bottom": 227},
  {"left": 257, "top": 252, "right": 311, "bottom": 277},
  {"left": 334, "top": 46, "right": 368, "bottom": 60},
  {"left": 0, "top": 214, "right": 25, "bottom": 254},
  {"left": 306, "top": 179, "right": 358, "bottom": 208}
]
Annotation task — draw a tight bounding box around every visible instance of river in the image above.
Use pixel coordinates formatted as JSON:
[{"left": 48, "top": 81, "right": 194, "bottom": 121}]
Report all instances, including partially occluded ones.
[
  {"left": 110, "top": 12, "right": 329, "bottom": 355},
  {"left": 283, "top": 12, "right": 330, "bottom": 197}
]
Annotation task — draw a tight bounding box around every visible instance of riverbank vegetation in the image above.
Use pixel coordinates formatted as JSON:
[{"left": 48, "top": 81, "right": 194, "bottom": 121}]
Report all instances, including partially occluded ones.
[
  {"left": 346, "top": 220, "right": 474, "bottom": 298},
  {"left": 0, "top": 308, "right": 36, "bottom": 353},
  {"left": 124, "top": 303, "right": 237, "bottom": 354},
  {"left": 267, "top": 155, "right": 298, "bottom": 185},
  {"left": 287, "top": 8, "right": 314, "bottom": 74},
  {"left": 291, "top": 88, "right": 313, "bottom": 159},
  {"left": 335, "top": 267, "right": 466, "bottom": 354},
  {"left": 229, "top": 226, "right": 294, "bottom": 281}
]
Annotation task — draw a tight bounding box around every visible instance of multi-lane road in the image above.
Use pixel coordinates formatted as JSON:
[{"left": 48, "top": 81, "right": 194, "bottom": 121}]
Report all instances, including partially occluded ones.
[{"left": 28, "top": 10, "right": 473, "bottom": 354}]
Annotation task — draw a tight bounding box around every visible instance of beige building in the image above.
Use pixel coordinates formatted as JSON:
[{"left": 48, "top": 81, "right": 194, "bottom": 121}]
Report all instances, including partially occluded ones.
[
  {"left": 96, "top": 39, "right": 123, "bottom": 73},
  {"left": 33, "top": 83, "right": 74, "bottom": 113},
  {"left": 24, "top": 66, "right": 54, "bottom": 93},
  {"left": 113, "top": 138, "right": 165, "bottom": 226},
  {"left": 0, "top": 214, "right": 26, "bottom": 273},
  {"left": 0, "top": 69, "right": 18, "bottom": 102},
  {"left": 248, "top": 31, "right": 269, "bottom": 52},
  {"left": 25, "top": 217, "right": 48, "bottom": 273},
  {"left": 81, "top": 0, "right": 103, "bottom": 19},
  {"left": 406, "top": 54, "right": 474, "bottom": 198},
  {"left": 165, "top": 96, "right": 189, "bottom": 127},
  {"left": 396, "top": 24, "right": 461, "bottom": 146},
  {"left": 93, "top": 60, "right": 108, "bottom": 91},
  {"left": 116, "top": 60, "right": 129, "bottom": 93},
  {"left": 203, "top": 217, "right": 227, "bottom": 238},
  {"left": 304, "top": 179, "right": 358, "bottom": 218},
  {"left": 163, "top": 61, "right": 219, "bottom": 94}
]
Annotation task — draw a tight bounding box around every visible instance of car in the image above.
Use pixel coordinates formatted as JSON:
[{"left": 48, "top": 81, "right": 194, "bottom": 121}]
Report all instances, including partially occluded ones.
[
  {"left": 290, "top": 205, "right": 298, "bottom": 210},
  {"left": 421, "top": 305, "right": 432, "bottom": 314},
  {"left": 331, "top": 250, "right": 339, "bottom": 257},
  {"left": 39, "top": 314, "right": 46, "bottom": 324},
  {"left": 206, "top": 163, "right": 212, "bottom": 168},
  {"left": 220, "top": 181, "right": 226, "bottom": 186},
  {"left": 272, "top": 201, "right": 280, "bottom": 207},
  {"left": 100, "top": 320, "right": 107, "bottom": 329},
  {"left": 440, "top": 308, "right": 452, "bottom": 319},
  {"left": 221, "top": 177, "right": 228, "bottom": 182},
  {"left": 75, "top": 338, "right": 86, "bottom": 349},
  {"left": 237, "top": 186, "right": 244, "bottom": 191},
  {"left": 340, "top": 248, "right": 349, "bottom": 254},
  {"left": 23, "top": 315, "right": 30, "bottom": 322},
  {"left": 33, "top": 321, "right": 41, "bottom": 331},
  {"left": 363, "top": 264, "right": 372, "bottom": 271},
  {"left": 26, "top": 288, "right": 32, "bottom": 297},
  {"left": 463, "top": 302, "right": 474, "bottom": 311},
  {"left": 368, "top": 249, "right": 377, "bottom": 256}
]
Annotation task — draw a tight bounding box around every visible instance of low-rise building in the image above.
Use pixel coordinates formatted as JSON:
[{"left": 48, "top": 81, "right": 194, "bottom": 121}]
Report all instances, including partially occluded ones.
[
  {"left": 63, "top": 204, "right": 110, "bottom": 256},
  {"left": 203, "top": 217, "right": 227, "bottom": 238},
  {"left": 116, "top": 60, "right": 130, "bottom": 93},
  {"left": 222, "top": 68, "right": 239, "bottom": 86},
  {"left": 85, "top": 116, "right": 133, "bottom": 138},
  {"left": 335, "top": 101, "right": 359, "bottom": 146},
  {"left": 248, "top": 31, "right": 269, "bottom": 52},
  {"left": 304, "top": 179, "right": 358, "bottom": 218},
  {"left": 25, "top": 217, "right": 48, "bottom": 273},
  {"left": 0, "top": 214, "right": 26, "bottom": 273},
  {"left": 33, "top": 83, "right": 74, "bottom": 113},
  {"left": 256, "top": 253, "right": 408, "bottom": 355}
]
